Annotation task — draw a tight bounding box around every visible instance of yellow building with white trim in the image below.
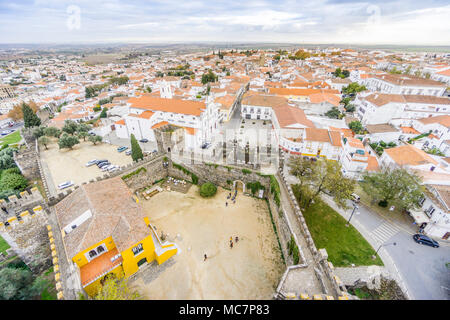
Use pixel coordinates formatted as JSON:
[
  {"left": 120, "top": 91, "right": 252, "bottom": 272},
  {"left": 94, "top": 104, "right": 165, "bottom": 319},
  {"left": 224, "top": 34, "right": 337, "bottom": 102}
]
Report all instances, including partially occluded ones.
[{"left": 54, "top": 177, "right": 178, "bottom": 296}]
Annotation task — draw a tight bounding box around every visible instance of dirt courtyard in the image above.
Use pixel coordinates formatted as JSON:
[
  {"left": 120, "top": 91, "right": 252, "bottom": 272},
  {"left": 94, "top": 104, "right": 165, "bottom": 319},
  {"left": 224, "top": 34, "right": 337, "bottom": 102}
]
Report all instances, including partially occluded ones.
[
  {"left": 40, "top": 140, "right": 132, "bottom": 189},
  {"left": 134, "top": 186, "right": 285, "bottom": 300}
]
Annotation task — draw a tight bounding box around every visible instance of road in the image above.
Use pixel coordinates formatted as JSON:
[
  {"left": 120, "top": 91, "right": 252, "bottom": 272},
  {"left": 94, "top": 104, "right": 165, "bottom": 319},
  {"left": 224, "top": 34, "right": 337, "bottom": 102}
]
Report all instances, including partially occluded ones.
[{"left": 327, "top": 196, "right": 450, "bottom": 300}]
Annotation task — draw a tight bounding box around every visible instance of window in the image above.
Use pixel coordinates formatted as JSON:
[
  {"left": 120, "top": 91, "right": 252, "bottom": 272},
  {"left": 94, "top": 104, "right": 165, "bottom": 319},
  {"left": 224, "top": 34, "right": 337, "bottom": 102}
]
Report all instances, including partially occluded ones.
[
  {"left": 88, "top": 250, "right": 97, "bottom": 258},
  {"left": 132, "top": 243, "right": 144, "bottom": 256},
  {"left": 97, "top": 245, "right": 105, "bottom": 254}
]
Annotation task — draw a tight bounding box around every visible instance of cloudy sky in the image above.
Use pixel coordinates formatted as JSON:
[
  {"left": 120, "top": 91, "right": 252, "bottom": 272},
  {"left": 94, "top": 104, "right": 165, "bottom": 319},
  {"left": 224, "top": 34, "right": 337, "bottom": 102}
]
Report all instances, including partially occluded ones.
[{"left": 1, "top": 0, "right": 449, "bottom": 45}]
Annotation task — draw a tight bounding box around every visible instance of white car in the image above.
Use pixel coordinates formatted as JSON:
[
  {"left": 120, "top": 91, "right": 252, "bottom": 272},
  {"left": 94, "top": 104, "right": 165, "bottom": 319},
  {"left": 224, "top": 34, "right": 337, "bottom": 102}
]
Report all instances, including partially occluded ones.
[
  {"left": 58, "top": 181, "right": 74, "bottom": 190},
  {"left": 108, "top": 165, "right": 119, "bottom": 172},
  {"left": 85, "top": 159, "right": 98, "bottom": 167},
  {"left": 101, "top": 165, "right": 113, "bottom": 171}
]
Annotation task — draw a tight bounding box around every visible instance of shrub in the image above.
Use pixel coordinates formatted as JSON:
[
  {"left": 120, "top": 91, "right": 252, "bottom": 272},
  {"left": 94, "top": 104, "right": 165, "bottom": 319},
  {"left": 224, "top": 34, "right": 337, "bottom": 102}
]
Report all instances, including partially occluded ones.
[
  {"left": 0, "top": 173, "right": 28, "bottom": 191},
  {"left": 246, "top": 181, "right": 265, "bottom": 195},
  {"left": 242, "top": 169, "right": 252, "bottom": 175},
  {"left": 199, "top": 182, "right": 217, "bottom": 198},
  {"left": 378, "top": 200, "right": 388, "bottom": 207}
]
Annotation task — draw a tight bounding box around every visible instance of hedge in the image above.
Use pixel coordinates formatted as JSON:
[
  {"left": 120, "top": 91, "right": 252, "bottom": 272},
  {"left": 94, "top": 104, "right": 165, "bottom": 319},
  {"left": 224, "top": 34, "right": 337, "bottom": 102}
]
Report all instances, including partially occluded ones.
[
  {"left": 121, "top": 167, "right": 147, "bottom": 180},
  {"left": 172, "top": 162, "right": 199, "bottom": 185}
]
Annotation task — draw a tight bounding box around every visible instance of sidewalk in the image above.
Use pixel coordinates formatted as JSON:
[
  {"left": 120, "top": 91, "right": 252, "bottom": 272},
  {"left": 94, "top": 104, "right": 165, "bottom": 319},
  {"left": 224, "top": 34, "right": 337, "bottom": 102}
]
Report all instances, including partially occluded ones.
[{"left": 321, "top": 194, "right": 414, "bottom": 300}]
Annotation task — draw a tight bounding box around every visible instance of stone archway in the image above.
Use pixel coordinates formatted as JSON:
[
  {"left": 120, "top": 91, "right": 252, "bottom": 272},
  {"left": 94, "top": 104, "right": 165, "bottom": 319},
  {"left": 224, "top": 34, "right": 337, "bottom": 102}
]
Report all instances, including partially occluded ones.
[{"left": 233, "top": 180, "right": 246, "bottom": 193}]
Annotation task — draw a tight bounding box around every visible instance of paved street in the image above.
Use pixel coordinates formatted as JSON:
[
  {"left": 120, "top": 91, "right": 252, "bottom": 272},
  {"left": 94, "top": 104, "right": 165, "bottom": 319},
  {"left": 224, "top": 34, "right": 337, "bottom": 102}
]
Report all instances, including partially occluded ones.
[{"left": 325, "top": 196, "right": 450, "bottom": 300}]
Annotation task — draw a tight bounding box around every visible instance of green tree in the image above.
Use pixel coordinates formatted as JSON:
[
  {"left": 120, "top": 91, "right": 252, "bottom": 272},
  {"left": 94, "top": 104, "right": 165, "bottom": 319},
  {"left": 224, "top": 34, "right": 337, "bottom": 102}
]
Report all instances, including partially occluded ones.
[
  {"left": 88, "top": 135, "right": 102, "bottom": 145},
  {"left": 38, "top": 136, "right": 50, "bottom": 150},
  {"left": 288, "top": 156, "right": 315, "bottom": 188},
  {"left": 93, "top": 273, "right": 140, "bottom": 300},
  {"left": 201, "top": 70, "right": 218, "bottom": 84},
  {"left": 342, "top": 82, "right": 367, "bottom": 95},
  {"left": 77, "top": 131, "right": 88, "bottom": 142},
  {"left": 62, "top": 120, "right": 78, "bottom": 135},
  {"left": 345, "top": 104, "right": 356, "bottom": 113},
  {"left": 361, "top": 168, "right": 424, "bottom": 210},
  {"left": 22, "top": 103, "right": 41, "bottom": 128},
  {"left": 0, "top": 172, "right": 28, "bottom": 191},
  {"left": 291, "top": 159, "right": 354, "bottom": 210},
  {"left": 44, "top": 126, "right": 61, "bottom": 138},
  {"left": 0, "top": 147, "right": 16, "bottom": 171},
  {"left": 77, "top": 123, "right": 91, "bottom": 133},
  {"left": 325, "top": 107, "right": 342, "bottom": 119},
  {"left": 32, "top": 126, "right": 45, "bottom": 139},
  {"left": 0, "top": 267, "right": 47, "bottom": 300},
  {"left": 199, "top": 182, "right": 217, "bottom": 198},
  {"left": 130, "top": 134, "right": 143, "bottom": 162},
  {"left": 58, "top": 133, "right": 79, "bottom": 150},
  {"left": 100, "top": 107, "right": 108, "bottom": 118},
  {"left": 349, "top": 121, "right": 363, "bottom": 134}
]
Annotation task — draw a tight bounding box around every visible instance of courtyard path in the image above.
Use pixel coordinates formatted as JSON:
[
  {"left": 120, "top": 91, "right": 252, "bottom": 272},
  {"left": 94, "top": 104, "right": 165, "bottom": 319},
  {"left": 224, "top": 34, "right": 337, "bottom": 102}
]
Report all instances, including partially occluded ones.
[{"left": 275, "top": 172, "right": 335, "bottom": 296}]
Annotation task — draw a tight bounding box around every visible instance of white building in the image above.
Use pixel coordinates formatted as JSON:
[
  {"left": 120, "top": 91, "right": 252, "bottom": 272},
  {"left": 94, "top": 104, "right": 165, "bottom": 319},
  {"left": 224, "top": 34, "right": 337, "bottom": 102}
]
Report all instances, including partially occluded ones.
[
  {"left": 362, "top": 74, "right": 446, "bottom": 97},
  {"left": 355, "top": 93, "right": 450, "bottom": 125},
  {"left": 115, "top": 96, "right": 220, "bottom": 150}
]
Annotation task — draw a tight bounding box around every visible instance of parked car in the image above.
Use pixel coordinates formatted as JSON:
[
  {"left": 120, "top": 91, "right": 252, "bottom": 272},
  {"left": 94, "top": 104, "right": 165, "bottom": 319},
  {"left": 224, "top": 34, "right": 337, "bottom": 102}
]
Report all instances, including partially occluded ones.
[
  {"left": 98, "top": 161, "right": 110, "bottom": 168},
  {"left": 58, "top": 181, "right": 74, "bottom": 190},
  {"left": 101, "top": 165, "right": 113, "bottom": 171},
  {"left": 117, "top": 146, "right": 128, "bottom": 152},
  {"left": 107, "top": 165, "right": 119, "bottom": 172},
  {"left": 125, "top": 150, "right": 132, "bottom": 156},
  {"left": 85, "top": 159, "right": 98, "bottom": 167},
  {"left": 139, "top": 139, "right": 149, "bottom": 143},
  {"left": 413, "top": 234, "right": 439, "bottom": 248},
  {"left": 351, "top": 193, "right": 360, "bottom": 202},
  {"left": 201, "top": 142, "right": 211, "bottom": 149}
]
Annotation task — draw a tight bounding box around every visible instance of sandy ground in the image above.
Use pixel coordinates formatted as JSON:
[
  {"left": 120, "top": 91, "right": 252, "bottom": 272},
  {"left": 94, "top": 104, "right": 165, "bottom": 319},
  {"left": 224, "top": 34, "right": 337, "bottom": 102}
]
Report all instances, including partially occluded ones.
[
  {"left": 40, "top": 140, "right": 132, "bottom": 188},
  {"left": 133, "top": 186, "right": 285, "bottom": 300}
]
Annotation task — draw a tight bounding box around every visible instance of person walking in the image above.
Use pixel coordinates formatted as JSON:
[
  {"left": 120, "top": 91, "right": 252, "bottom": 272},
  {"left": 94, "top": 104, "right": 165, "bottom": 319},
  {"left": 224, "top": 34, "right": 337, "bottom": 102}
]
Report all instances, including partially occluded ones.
[
  {"left": 226, "top": 202, "right": 228, "bottom": 207},
  {"left": 230, "top": 241, "right": 233, "bottom": 249},
  {"left": 235, "top": 236, "right": 239, "bottom": 243},
  {"left": 204, "top": 254, "right": 207, "bottom": 261}
]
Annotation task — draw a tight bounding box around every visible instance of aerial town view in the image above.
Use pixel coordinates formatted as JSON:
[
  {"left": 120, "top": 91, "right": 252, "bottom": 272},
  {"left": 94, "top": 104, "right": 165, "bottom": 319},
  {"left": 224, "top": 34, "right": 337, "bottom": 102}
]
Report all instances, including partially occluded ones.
[{"left": 0, "top": 0, "right": 449, "bottom": 311}]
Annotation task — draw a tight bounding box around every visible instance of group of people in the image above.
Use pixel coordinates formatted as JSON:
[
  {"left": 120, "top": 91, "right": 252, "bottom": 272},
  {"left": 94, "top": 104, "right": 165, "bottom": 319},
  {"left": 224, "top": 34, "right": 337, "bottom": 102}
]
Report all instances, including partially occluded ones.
[
  {"left": 225, "top": 190, "right": 238, "bottom": 207},
  {"left": 229, "top": 236, "right": 239, "bottom": 249},
  {"left": 203, "top": 235, "right": 240, "bottom": 261}
]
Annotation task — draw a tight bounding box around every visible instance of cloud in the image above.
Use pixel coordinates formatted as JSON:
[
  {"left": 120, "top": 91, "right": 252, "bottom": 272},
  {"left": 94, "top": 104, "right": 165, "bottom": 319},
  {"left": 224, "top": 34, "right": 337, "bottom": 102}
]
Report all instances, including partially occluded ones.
[{"left": 0, "top": 0, "right": 448, "bottom": 45}]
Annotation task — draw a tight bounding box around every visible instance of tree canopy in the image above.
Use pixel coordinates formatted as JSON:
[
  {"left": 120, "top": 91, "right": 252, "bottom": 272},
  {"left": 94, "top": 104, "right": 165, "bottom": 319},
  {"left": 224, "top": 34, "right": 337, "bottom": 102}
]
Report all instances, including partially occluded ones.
[
  {"left": 58, "top": 133, "right": 79, "bottom": 150},
  {"left": 130, "top": 134, "right": 143, "bottom": 162},
  {"left": 361, "top": 168, "right": 424, "bottom": 210},
  {"left": 289, "top": 157, "right": 355, "bottom": 210},
  {"left": 22, "top": 103, "right": 41, "bottom": 128},
  {"left": 0, "top": 267, "right": 47, "bottom": 300}
]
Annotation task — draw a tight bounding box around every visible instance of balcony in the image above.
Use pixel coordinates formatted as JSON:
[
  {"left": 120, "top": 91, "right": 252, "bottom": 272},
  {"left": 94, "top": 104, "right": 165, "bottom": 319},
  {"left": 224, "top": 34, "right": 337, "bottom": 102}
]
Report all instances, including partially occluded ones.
[{"left": 80, "top": 248, "right": 123, "bottom": 287}]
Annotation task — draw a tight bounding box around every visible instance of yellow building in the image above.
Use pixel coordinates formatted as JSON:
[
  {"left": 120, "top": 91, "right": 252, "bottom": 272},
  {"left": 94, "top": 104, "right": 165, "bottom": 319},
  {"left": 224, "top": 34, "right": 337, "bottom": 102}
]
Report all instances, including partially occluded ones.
[{"left": 54, "top": 177, "right": 178, "bottom": 296}]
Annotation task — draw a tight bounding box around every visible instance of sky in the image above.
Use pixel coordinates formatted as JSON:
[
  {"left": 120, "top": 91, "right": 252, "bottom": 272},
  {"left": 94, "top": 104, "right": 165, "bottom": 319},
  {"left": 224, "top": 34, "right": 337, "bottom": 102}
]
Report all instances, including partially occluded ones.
[{"left": 0, "top": 0, "right": 449, "bottom": 45}]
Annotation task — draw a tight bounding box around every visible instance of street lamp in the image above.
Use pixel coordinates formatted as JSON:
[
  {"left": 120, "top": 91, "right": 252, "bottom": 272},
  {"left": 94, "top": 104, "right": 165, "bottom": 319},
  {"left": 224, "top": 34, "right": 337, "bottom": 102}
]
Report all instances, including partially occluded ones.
[
  {"left": 372, "top": 241, "right": 397, "bottom": 260},
  {"left": 345, "top": 204, "right": 359, "bottom": 227}
]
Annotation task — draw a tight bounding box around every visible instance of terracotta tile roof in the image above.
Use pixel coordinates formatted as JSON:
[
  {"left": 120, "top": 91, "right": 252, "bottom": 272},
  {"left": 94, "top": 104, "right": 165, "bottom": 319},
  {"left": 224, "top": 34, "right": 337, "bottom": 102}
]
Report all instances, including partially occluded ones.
[
  {"left": 272, "top": 104, "right": 315, "bottom": 129},
  {"left": 400, "top": 126, "right": 420, "bottom": 134},
  {"left": 54, "top": 177, "right": 150, "bottom": 259},
  {"left": 366, "top": 156, "right": 380, "bottom": 171},
  {"left": 80, "top": 248, "right": 122, "bottom": 286},
  {"left": 115, "top": 119, "right": 125, "bottom": 125},
  {"left": 305, "top": 128, "right": 342, "bottom": 146},
  {"left": 128, "top": 96, "right": 205, "bottom": 116},
  {"left": 214, "top": 94, "right": 235, "bottom": 110},
  {"left": 366, "top": 123, "right": 399, "bottom": 134},
  {"left": 384, "top": 144, "right": 438, "bottom": 166},
  {"left": 151, "top": 121, "right": 169, "bottom": 129},
  {"left": 347, "top": 137, "right": 364, "bottom": 148},
  {"left": 374, "top": 74, "right": 446, "bottom": 87},
  {"left": 268, "top": 87, "right": 340, "bottom": 96},
  {"left": 242, "top": 94, "right": 287, "bottom": 107},
  {"left": 417, "top": 115, "right": 450, "bottom": 128}
]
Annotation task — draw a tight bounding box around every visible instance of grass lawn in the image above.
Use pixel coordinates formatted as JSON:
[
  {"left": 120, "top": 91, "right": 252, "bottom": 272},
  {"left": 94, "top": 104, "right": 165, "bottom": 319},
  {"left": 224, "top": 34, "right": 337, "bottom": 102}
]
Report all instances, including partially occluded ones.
[
  {"left": 0, "top": 130, "right": 22, "bottom": 146},
  {"left": 0, "top": 235, "right": 10, "bottom": 256},
  {"left": 303, "top": 199, "right": 383, "bottom": 267}
]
